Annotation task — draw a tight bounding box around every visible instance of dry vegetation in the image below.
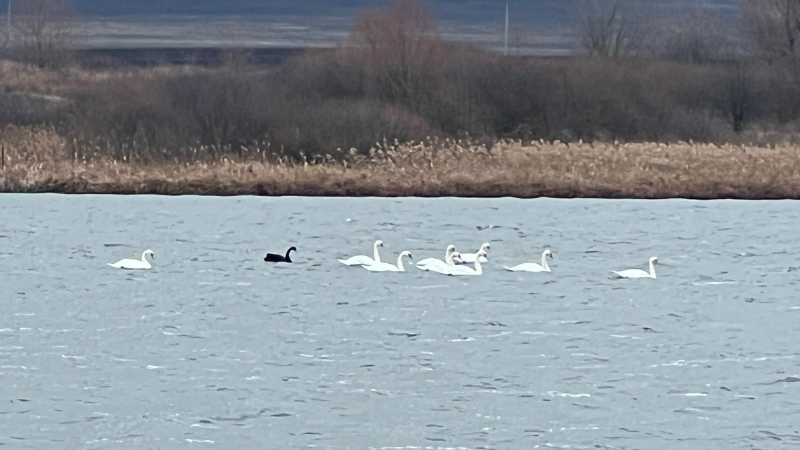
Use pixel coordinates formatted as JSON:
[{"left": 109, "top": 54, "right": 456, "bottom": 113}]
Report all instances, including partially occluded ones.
[
  {"left": 2, "top": 0, "right": 800, "bottom": 198},
  {"left": 2, "top": 126, "right": 798, "bottom": 198}
]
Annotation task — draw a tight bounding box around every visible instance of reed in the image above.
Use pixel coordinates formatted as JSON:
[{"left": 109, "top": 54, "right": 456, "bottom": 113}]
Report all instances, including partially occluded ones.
[{"left": 1, "top": 126, "right": 798, "bottom": 198}]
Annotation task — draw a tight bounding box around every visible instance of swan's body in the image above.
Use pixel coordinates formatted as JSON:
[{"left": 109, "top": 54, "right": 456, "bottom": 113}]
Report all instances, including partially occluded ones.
[
  {"left": 505, "top": 249, "right": 553, "bottom": 273},
  {"left": 339, "top": 240, "right": 384, "bottom": 266},
  {"left": 458, "top": 242, "right": 490, "bottom": 264},
  {"left": 417, "top": 245, "right": 461, "bottom": 273},
  {"left": 108, "top": 249, "right": 155, "bottom": 270},
  {"left": 613, "top": 257, "right": 658, "bottom": 279},
  {"left": 364, "top": 251, "right": 413, "bottom": 272},
  {"left": 265, "top": 246, "right": 296, "bottom": 263},
  {"left": 449, "top": 250, "right": 487, "bottom": 276},
  {"left": 426, "top": 252, "right": 466, "bottom": 275}
]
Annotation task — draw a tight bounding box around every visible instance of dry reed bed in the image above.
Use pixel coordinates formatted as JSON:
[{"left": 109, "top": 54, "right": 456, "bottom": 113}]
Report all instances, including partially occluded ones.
[
  {"left": 1, "top": 127, "right": 799, "bottom": 198},
  {"left": 0, "top": 60, "right": 198, "bottom": 96}
]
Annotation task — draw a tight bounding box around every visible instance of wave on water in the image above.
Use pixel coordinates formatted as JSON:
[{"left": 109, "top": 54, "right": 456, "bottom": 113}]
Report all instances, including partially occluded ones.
[
  {"left": 691, "top": 281, "right": 738, "bottom": 286},
  {"left": 763, "top": 376, "right": 800, "bottom": 385},
  {"left": 409, "top": 284, "right": 451, "bottom": 290},
  {"left": 669, "top": 391, "right": 709, "bottom": 397},
  {"left": 546, "top": 391, "right": 591, "bottom": 398},
  {"left": 197, "top": 281, "right": 252, "bottom": 286}
]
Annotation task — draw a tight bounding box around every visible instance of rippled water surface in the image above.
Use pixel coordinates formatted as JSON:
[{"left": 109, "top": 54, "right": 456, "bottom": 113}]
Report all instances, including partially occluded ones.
[{"left": 2, "top": 195, "right": 799, "bottom": 449}]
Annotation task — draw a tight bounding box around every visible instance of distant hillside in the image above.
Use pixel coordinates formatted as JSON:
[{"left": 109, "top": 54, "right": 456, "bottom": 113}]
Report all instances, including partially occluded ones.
[
  {"left": 0, "top": 0, "right": 741, "bottom": 53},
  {"left": 6, "top": 1, "right": 556, "bottom": 18},
  {"left": 1, "top": 1, "right": 739, "bottom": 24}
]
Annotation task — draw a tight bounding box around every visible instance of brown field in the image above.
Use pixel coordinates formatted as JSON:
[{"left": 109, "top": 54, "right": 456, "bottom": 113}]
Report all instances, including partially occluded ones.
[{"left": 1, "top": 126, "right": 798, "bottom": 199}]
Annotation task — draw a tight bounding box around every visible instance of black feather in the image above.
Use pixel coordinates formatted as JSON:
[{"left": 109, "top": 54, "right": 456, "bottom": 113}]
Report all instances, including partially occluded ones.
[{"left": 264, "top": 246, "right": 296, "bottom": 263}]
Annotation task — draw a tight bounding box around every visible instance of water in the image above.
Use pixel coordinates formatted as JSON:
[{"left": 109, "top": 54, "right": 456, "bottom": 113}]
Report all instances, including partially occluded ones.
[
  {"left": 1, "top": 194, "right": 799, "bottom": 449},
  {"left": 74, "top": 14, "right": 572, "bottom": 55}
]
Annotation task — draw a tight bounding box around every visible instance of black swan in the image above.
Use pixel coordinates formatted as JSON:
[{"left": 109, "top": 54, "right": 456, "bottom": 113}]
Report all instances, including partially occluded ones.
[{"left": 264, "top": 246, "right": 296, "bottom": 263}]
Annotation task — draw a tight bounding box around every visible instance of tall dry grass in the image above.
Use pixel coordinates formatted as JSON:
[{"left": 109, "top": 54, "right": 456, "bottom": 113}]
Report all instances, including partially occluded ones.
[
  {"left": 1, "top": 125, "right": 798, "bottom": 198},
  {"left": 0, "top": 59, "right": 203, "bottom": 97}
]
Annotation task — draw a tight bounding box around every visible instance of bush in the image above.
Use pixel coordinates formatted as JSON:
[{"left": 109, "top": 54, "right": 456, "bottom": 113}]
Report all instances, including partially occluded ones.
[{"left": 6, "top": 0, "right": 800, "bottom": 162}]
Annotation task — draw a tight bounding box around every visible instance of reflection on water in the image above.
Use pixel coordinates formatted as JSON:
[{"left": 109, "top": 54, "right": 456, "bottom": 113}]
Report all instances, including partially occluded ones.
[{"left": 1, "top": 195, "right": 799, "bottom": 449}]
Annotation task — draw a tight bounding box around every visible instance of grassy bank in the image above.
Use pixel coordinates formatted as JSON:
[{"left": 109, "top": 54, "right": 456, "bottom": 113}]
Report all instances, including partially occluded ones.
[
  {"left": 1, "top": 128, "right": 797, "bottom": 198},
  {"left": 2, "top": 0, "right": 800, "bottom": 199}
]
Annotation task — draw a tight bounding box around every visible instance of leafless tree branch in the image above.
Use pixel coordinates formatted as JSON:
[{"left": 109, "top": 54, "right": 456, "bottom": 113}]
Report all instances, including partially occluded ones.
[{"left": 12, "top": 0, "right": 75, "bottom": 68}]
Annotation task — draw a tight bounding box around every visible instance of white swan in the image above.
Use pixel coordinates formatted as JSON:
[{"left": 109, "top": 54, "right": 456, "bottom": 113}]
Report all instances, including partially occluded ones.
[
  {"left": 108, "top": 249, "right": 155, "bottom": 270},
  {"left": 458, "top": 242, "right": 490, "bottom": 264},
  {"left": 338, "top": 240, "right": 384, "bottom": 266},
  {"left": 505, "top": 248, "right": 553, "bottom": 272},
  {"left": 449, "top": 250, "right": 487, "bottom": 276},
  {"left": 364, "top": 251, "right": 413, "bottom": 272},
  {"left": 417, "top": 245, "right": 459, "bottom": 272},
  {"left": 613, "top": 257, "right": 658, "bottom": 279}
]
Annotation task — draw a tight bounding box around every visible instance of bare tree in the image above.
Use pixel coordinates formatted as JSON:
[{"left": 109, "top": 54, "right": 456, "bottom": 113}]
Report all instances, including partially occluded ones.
[
  {"left": 2, "top": 0, "right": 11, "bottom": 49},
  {"left": 12, "top": 0, "right": 75, "bottom": 68},
  {"left": 575, "top": 0, "right": 631, "bottom": 57},
  {"left": 742, "top": 0, "right": 800, "bottom": 60},
  {"left": 726, "top": 62, "right": 754, "bottom": 133},
  {"left": 641, "top": 8, "right": 737, "bottom": 64},
  {"left": 742, "top": 0, "right": 800, "bottom": 88},
  {"left": 346, "top": 0, "right": 444, "bottom": 102}
]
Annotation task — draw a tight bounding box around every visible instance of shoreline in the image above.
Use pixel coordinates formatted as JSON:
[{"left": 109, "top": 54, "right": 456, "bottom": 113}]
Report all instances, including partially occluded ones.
[
  {"left": 3, "top": 186, "right": 797, "bottom": 200},
  {"left": 2, "top": 140, "right": 799, "bottom": 200}
]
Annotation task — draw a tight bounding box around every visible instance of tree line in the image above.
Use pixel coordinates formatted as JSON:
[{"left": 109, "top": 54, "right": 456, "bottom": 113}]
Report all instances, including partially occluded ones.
[{"left": 2, "top": 0, "right": 800, "bottom": 163}]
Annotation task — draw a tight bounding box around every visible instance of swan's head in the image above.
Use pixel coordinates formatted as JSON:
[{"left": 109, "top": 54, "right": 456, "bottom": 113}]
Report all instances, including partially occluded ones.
[
  {"left": 143, "top": 249, "right": 156, "bottom": 260},
  {"left": 375, "top": 240, "right": 384, "bottom": 247},
  {"left": 649, "top": 256, "right": 659, "bottom": 264},
  {"left": 446, "top": 244, "right": 456, "bottom": 253},
  {"left": 288, "top": 246, "right": 297, "bottom": 253},
  {"left": 544, "top": 248, "right": 553, "bottom": 258},
  {"left": 400, "top": 251, "right": 413, "bottom": 259},
  {"left": 452, "top": 252, "right": 463, "bottom": 263},
  {"left": 480, "top": 242, "right": 491, "bottom": 252}
]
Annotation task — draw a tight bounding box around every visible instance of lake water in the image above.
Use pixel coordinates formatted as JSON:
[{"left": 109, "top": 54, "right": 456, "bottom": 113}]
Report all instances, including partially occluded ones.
[
  {"left": 1, "top": 195, "right": 799, "bottom": 449},
  {"left": 75, "top": 14, "right": 573, "bottom": 55}
]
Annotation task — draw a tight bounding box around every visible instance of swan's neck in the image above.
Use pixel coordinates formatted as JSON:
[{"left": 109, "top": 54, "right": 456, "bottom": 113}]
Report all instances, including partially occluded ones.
[
  {"left": 396, "top": 254, "right": 407, "bottom": 272},
  {"left": 649, "top": 261, "right": 657, "bottom": 278},
  {"left": 445, "top": 248, "right": 454, "bottom": 265},
  {"left": 541, "top": 252, "right": 551, "bottom": 272},
  {"left": 285, "top": 249, "right": 293, "bottom": 262},
  {"left": 473, "top": 258, "right": 482, "bottom": 275},
  {"left": 373, "top": 243, "right": 381, "bottom": 263},
  {"left": 141, "top": 252, "right": 150, "bottom": 262}
]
